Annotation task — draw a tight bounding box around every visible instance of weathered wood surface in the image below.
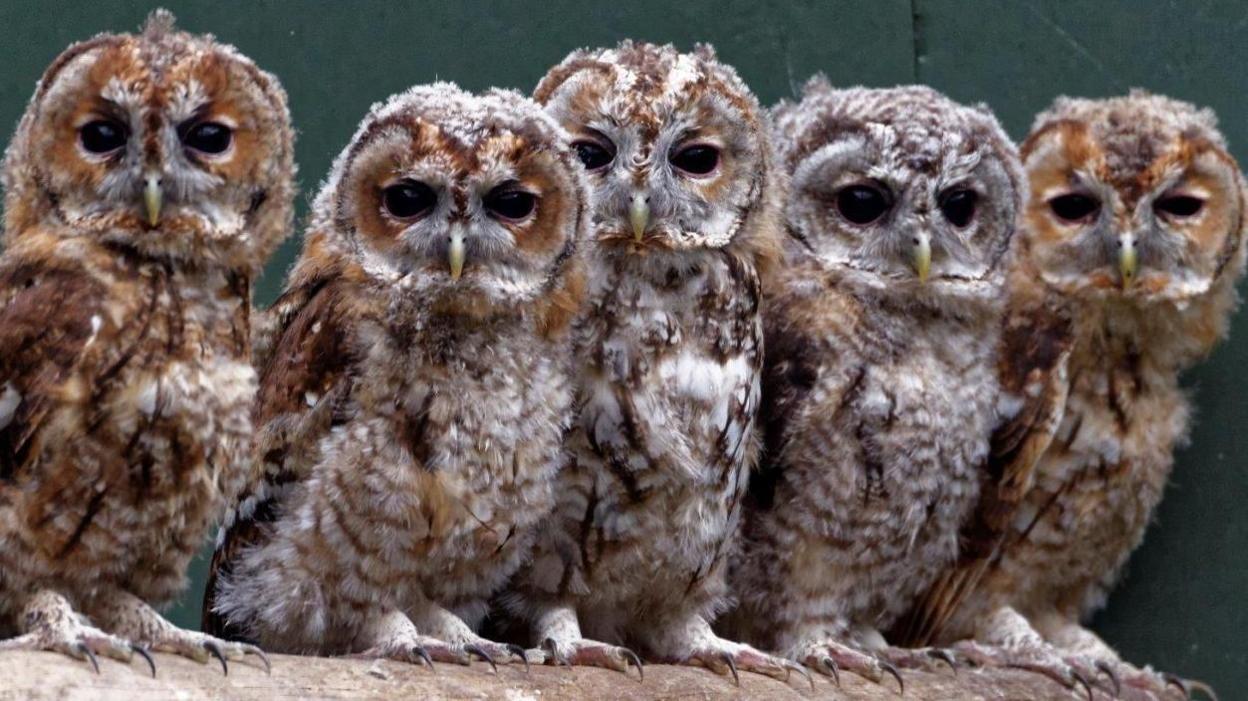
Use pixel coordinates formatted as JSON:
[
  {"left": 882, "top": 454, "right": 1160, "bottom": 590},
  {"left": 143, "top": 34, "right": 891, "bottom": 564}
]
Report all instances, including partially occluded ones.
[{"left": 0, "top": 649, "right": 1093, "bottom": 700}]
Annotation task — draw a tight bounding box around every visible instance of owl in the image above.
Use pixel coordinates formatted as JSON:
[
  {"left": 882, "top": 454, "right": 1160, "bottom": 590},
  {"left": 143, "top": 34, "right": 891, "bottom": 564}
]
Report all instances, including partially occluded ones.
[
  {"left": 202, "top": 83, "right": 588, "bottom": 671},
  {"left": 495, "top": 41, "right": 808, "bottom": 686},
  {"left": 719, "top": 79, "right": 1023, "bottom": 689},
  {"left": 893, "top": 92, "right": 1246, "bottom": 700},
  {"left": 0, "top": 10, "right": 292, "bottom": 675}
]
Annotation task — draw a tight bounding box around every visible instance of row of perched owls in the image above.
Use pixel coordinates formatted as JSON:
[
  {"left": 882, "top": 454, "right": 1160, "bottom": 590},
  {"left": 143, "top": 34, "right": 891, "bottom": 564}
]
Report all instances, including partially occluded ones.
[{"left": 0, "top": 11, "right": 1237, "bottom": 700}]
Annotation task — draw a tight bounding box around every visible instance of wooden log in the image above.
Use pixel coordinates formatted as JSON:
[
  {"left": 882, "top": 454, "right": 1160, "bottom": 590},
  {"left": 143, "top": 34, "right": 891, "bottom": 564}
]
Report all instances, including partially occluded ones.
[{"left": 0, "top": 649, "right": 1092, "bottom": 700}]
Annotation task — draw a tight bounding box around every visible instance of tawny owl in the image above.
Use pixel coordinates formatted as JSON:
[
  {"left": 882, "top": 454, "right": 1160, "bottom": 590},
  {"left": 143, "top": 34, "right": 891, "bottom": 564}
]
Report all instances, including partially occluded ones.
[
  {"left": 0, "top": 11, "right": 293, "bottom": 675},
  {"left": 496, "top": 41, "right": 806, "bottom": 685},
  {"left": 894, "top": 91, "right": 1246, "bottom": 699},
  {"left": 720, "top": 79, "right": 1023, "bottom": 688},
  {"left": 202, "top": 83, "right": 588, "bottom": 670}
]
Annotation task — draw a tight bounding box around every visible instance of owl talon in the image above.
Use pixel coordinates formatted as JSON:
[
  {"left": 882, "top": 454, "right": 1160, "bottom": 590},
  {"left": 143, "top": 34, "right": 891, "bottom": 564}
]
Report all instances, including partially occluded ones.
[
  {"left": 1164, "top": 673, "right": 1218, "bottom": 701},
  {"left": 621, "top": 647, "right": 644, "bottom": 681},
  {"left": 75, "top": 641, "right": 101, "bottom": 674},
  {"left": 1069, "top": 668, "right": 1094, "bottom": 701},
  {"left": 244, "top": 644, "right": 271, "bottom": 675},
  {"left": 786, "top": 661, "right": 815, "bottom": 690},
  {"left": 203, "top": 640, "right": 229, "bottom": 676},
  {"left": 928, "top": 648, "right": 958, "bottom": 676},
  {"left": 464, "top": 643, "right": 496, "bottom": 673},
  {"left": 719, "top": 650, "right": 741, "bottom": 686},
  {"left": 506, "top": 643, "right": 531, "bottom": 673},
  {"left": 131, "top": 644, "right": 157, "bottom": 678},
  {"left": 879, "top": 659, "right": 904, "bottom": 695},
  {"left": 411, "top": 645, "right": 434, "bottom": 670},
  {"left": 541, "top": 637, "right": 569, "bottom": 666},
  {"left": 819, "top": 656, "right": 841, "bottom": 687},
  {"left": 1094, "top": 660, "right": 1120, "bottom": 697}
]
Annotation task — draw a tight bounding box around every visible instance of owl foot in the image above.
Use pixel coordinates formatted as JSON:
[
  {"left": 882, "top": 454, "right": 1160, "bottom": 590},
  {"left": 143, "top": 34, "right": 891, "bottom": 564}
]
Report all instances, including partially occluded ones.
[
  {"left": 0, "top": 590, "right": 154, "bottom": 676},
  {"left": 800, "top": 639, "right": 904, "bottom": 693},
  {"left": 535, "top": 636, "right": 644, "bottom": 680},
  {"left": 90, "top": 590, "right": 268, "bottom": 676},
  {"left": 674, "top": 639, "right": 812, "bottom": 689}
]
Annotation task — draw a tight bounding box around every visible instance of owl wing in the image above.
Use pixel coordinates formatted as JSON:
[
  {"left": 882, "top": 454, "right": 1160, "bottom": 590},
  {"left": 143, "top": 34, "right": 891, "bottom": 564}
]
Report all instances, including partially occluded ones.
[
  {"left": 890, "top": 294, "right": 1073, "bottom": 647},
  {"left": 0, "top": 259, "right": 105, "bottom": 486},
  {"left": 202, "top": 274, "right": 357, "bottom": 639}
]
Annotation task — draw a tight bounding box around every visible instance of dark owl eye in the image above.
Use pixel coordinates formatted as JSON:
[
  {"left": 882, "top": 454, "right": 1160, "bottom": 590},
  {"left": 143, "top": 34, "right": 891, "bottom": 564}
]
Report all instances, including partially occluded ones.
[
  {"left": 485, "top": 188, "right": 537, "bottom": 221},
  {"left": 939, "top": 188, "right": 978, "bottom": 228},
  {"left": 80, "top": 120, "right": 128, "bottom": 154},
  {"left": 573, "top": 140, "right": 614, "bottom": 172},
  {"left": 181, "top": 121, "right": 233, "bottom": 155},
  {"left": 382, "top": 180, "right": 437, "bottom": 219},
  {"left": 835, "top": 184, "right": 891, "bottom": 225},
  {"left": 1154, "top": 195, "right": 1204, "bottom": 219},
  {"left": 1048, "top": 193, "right": 1100, "bottom": 223},
  {"left": 670, "top": 144, "right": 720, "bottom": 176}
]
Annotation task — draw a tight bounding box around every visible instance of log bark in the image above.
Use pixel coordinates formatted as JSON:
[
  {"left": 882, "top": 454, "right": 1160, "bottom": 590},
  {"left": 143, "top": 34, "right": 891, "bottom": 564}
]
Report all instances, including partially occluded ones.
[{"left": 0, "top": 649, "right": 1088, "bottom": 700}]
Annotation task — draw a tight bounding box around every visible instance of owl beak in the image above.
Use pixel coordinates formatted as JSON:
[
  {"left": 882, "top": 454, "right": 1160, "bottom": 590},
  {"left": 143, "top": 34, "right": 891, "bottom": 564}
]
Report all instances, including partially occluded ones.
[
  {"left": 448, "top": 228, "right": 466, "bottom": 281},
  {"left": 629, "top": 192, "right": 650, "bottom": 242},
  {"left": 1119, "top": 232, "right": 1138, "bottom": 290},
  {"left": 911, "top": 230, "right": 932, "bottom": 284},
  {"left": 143, "top": 173, "right": 162, "bottom": 227}
]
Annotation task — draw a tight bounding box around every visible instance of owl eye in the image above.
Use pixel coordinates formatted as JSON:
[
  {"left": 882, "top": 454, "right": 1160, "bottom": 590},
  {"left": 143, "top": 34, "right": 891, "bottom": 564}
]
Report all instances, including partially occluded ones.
[
  {"left": 382, "top": 180, "right": 437, "bottom": 219},
  {"left": 939, "top": 188, "right": 978, "bottom": 228},
  {"left": 573, "top": 140, "right": 614, "bottom": 172},
  {"left": 180, "top": 122, "right": 233, "bottom": 155},
  {"left": 1048, "top": 193, "right": 1100, "bottom": 224},
  {"left": 835, "top": 184, "right": 891, "bottom": 225},
  {"left": 80, "top": 120, "right": 128, "bottom": 155},
  {"left": 670, "top": 144, "right": 720, "bottom": 176},
  {"left": 485, "top": 188, "right": 537, "bottom": 221},
  {"left": 1154, "top": 195, "right": 1204, "bottom": 219}
]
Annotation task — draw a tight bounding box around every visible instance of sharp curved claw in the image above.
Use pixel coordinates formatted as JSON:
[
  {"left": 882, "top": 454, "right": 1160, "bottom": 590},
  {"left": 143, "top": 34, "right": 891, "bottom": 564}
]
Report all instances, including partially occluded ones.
[
  {"left": 1164, "top": 674, "right": 1219, "bottom": 701},
  {"left": 879, "top": 659, "right": 904, "bottom": 695},
  {"left": 411, "top": 645, "right": 435, "bottom": 670},
  {"left": 619, "top": 647, "right": 644, "bottom": 682},
  {"left": 718, "top": 651, "right": 740, "bottom": 686},
  {"left": 820, "top": 656, "right": 841, "bottom": 688},
  {"left": 131, "top": 644, "right": 156, "bottom": 678},
  {"left": 786, "top": 661, "right": 814, "bottom": 690},
  {"left": 506, "top": 643, "right": 531, "bottom": 674},
  {"left": 1069, "top": 669, "right": 1094, "bottom": 701},
  {"left": 928, "top": 648, "right": 958, "bottom": 677},
  {"left": 464, "top": 643, "right": 497, "bottom": 674},
  {"left": 203, "top": 640, "right": 228, "bottom": 676},
  {"left": 1094, "top": 660, "right": 1121, "bottom": 697},
  {"left": 542, "top": 637, "right": 569, "bottom": 667},
  {"left": 243, "top": 644, "right": 271, "bottom": 675},
  {"left": 76, "top": 642, "right": 100, "bottom": 674},
  {"left": 1164, "top": 673, "right": 1189, "bottom": 699}
]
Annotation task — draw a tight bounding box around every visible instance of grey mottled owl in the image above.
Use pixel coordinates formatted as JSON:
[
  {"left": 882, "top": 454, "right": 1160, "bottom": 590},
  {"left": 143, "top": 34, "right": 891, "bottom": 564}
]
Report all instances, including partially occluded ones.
[
  {"left": 895, "top": 91, "right": 1246, "bottom": 698},
  {"left": 0, "top": 11, "right": 293, "bottom": 674},
  {"left": 203, "top": 83, "right": 589, "bottom": 669},
  {"left": 501, "top": 41, "right": 803, "bottom": 683},
  {"left": 721, "top": 79, "right": 1023, "bottom": 686}
]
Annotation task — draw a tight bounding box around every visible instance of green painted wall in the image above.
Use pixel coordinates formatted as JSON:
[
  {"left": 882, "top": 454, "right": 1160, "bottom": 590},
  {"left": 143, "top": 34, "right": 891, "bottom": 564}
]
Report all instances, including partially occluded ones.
[{"left": 0, "top": 1, "right": 1243, "bottom": 694}]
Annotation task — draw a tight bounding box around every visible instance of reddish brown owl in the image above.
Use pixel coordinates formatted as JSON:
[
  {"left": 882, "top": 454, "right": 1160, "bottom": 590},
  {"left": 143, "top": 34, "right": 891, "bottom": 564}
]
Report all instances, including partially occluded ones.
[{"left": 0, "top": 11, "right": 293, "bottom": 674}]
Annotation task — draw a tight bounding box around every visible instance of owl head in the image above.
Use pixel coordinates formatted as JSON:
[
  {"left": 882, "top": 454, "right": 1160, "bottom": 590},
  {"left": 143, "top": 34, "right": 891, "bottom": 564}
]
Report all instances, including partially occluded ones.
[
  {"left": 1019, "top": 91, "right": 1246, "bottom": 303},
  {"left": 533, "top": 41, "right": 777, "bottom": 266},
  {"left": 771, "top": 78, "right": 1023, "bottom": 301},
  {"left": 2, "top": 10, "right": 295, "bottom": 273},
  {"left": 296, "top": 82, "right": 589, "bottom": 323}
]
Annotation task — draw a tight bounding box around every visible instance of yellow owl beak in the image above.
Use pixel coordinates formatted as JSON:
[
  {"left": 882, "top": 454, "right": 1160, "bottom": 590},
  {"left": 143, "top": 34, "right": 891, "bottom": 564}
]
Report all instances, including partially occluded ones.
[
  {"left": 629, "top": 193, "right": 650, "bottom": 242},
  {"left": 448, "top": 228, "right": 465, "bottom": 281},
  {"left": 912, "top": 230, "right": 932, "bottom": 284},
  {"left": 143, "top": 173, "right": 162, "bottom": 227},
  {"left": 1119, "top": 233, "right": 1137, "bottom": 290}
]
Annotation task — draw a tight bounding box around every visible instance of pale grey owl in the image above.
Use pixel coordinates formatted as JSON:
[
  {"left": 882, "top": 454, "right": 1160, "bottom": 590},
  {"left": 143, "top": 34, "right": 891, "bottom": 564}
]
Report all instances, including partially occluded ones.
[
  {"left": 722, "top": 79, "right": 1023, "bottom": 688},
  {"left": 0, "top": 11, "right": 292, "bottom": 675},
  {"left": 895, "top": 91, "right": 1246, "bottom": 701},
  {"left": 501, "top": 42, "right": 806, "bottom": 685},
  {"left": 202, "top": 83, "right": 590, "bottom": 669}
]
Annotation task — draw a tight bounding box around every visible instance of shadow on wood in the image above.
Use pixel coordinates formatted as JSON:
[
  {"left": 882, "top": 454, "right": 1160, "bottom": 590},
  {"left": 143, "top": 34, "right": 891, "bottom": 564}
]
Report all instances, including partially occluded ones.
[{"left": 0, "top": 649, "right": 1091, "bottom": 700}]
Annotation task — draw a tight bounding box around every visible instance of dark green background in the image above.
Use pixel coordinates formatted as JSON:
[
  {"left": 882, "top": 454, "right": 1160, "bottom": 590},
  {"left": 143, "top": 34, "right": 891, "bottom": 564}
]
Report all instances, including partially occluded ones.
[{"left": 1, "top": 1, "right": 1243, "bottom": 694}]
